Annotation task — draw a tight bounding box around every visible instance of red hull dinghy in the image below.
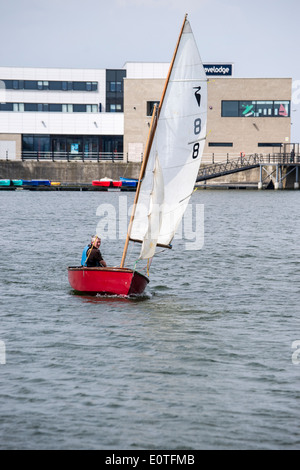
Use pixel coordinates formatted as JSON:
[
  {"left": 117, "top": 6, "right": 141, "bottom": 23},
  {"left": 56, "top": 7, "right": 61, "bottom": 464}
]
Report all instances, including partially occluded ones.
[
  {"left": 68, "top": 15, "right": 207, "bottom": 297},
  {"left": 68, "top": 267, "right": 149, "bottom": 296}
]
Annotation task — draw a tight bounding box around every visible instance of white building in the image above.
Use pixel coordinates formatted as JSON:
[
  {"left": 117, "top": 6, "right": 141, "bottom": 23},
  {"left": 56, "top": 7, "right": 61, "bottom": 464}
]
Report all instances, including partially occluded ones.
[{"left": 0, "top": 66, "right": 125, "bottom": 160}]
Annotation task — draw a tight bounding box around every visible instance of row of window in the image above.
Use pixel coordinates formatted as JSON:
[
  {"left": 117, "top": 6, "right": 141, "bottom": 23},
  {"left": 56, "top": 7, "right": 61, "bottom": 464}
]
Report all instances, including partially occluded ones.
[
  {"left": 222, "top": 100, "right": 290, "bottom": 117},
  {"left": 0, "top": 102, "right": 99, "bottom": 112},
  {"left": 1, "top": 79, "right": 98, "bottom": 91},
  {"left": 0, "top": 79, "right": 126, "bottom": 94},
  {"left": 208, "top": 142, "right": 283, "bottom": 147},
  {"left": 22, "top": 134, "right": 123, "bottom": 155}
]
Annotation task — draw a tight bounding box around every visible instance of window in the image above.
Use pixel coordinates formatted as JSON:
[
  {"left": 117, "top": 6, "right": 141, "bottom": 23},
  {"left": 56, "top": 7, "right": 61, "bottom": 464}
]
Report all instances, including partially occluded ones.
[
  {"left": 24, "top": 103, "right": 38, "bottom": 111},
  {"left": 86, "top": 104, "right": 98, "bottom": 112},
  {"left": 258, "top": 143, "right": 283, "bottom": 147},
  {"left": 62, "top": 104, "right": 73, "bottom": 112},
  {"left": 73, "top": 104, "right": 86, "bottom": 112},
  {"left": 256, "top": 101, "right": 273, "bottom": 117},
  {"left": 37, "top": 81, "right": 49, "bottom": 90},
  {"left": 221, "top": 100, "right": 290, "bottom": 117},
  {"left": 49, "top": 81, "right": 63, "bottom": 90},
  {"left": 73, "top": 82, "right": 86, "bottom": 91},
  {"left": 109, "top": 81, "right": 122, "bottom": 92},
  {"left": 109, "top": 104, "right": 122, "bottom": 112},
  {"left": 13, "top": 103, "right": 24, "bottom": 112},
  {"left": 240, "top": 101, "right": 256, "bottom": 117},
  {"left": 222, "top": 101, "right": 239, "bottom": 117},
  {"left": 147, "top": 101, "right": 160, "bottom": 116},
  {"left": 274, "top": 101, "right": 289, "bottom": 117},
  {"left": 0, "top": 103, "right": 13, "bottom": 111},
  {"left": 24, "top": 81, "right": 37, "bottom": 90},
  {"left": 86, "top": 82, "right": 97, "bottom": 91},
  {"left": 208, "top": 142, "right": 233, "bottom": 147},
  {"left": 22, "top": 135, "right": 50, "bottom": 155},
  {"left": 49, "top": 104, "right": 62, "bottom": 112}
]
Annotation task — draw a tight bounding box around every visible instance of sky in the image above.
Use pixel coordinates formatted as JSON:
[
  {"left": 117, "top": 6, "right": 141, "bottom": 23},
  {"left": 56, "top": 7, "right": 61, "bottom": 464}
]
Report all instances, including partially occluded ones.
[{"left": 0, "top": 0, "right": 300, "bottom": 141}]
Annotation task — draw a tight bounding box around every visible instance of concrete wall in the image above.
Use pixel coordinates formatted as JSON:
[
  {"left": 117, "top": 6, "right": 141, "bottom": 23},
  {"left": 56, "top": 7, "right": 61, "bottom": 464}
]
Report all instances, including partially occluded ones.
[
  {"left": 1, "top": 161, "right": 297, "bottom": 189},
  {"left": 0, "top": 160, "right": 141, "bottom": 183},
  {"left": 124, "top": 78, "right": 165, "bottom": 162}
]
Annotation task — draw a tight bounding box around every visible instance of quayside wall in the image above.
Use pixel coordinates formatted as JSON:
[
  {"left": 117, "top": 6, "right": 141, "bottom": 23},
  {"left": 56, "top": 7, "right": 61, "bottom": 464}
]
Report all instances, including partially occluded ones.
[
  {"left": 0, "top": 161, "right": 141, "bottom": 183},
  {"left": 0, "top": 161, "right": 296, "bottom": 189}
]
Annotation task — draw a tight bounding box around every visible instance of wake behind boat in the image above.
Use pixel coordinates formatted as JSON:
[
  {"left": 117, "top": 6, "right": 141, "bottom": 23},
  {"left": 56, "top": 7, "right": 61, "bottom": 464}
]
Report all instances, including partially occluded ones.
[{"left": 68, "top": 14, "right": 207, "bottom": 296}]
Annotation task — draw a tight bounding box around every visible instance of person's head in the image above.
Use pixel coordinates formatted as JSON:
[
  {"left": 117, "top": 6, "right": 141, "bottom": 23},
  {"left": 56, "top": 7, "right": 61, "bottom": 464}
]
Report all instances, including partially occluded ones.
[{"left": 91, "top": 235, "right": 101, "bottom": 247}]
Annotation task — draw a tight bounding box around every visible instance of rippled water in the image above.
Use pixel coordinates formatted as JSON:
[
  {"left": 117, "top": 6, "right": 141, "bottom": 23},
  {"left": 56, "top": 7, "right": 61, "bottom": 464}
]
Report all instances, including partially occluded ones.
[{"left": 0, "top": 189, "right": 299, "bottom": 449}]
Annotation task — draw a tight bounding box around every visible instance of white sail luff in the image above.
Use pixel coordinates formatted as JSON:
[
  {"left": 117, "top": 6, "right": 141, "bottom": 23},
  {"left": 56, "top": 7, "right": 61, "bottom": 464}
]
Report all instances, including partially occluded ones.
[{"left": 130, "top": 17, "right": 207, "bottom": 259}]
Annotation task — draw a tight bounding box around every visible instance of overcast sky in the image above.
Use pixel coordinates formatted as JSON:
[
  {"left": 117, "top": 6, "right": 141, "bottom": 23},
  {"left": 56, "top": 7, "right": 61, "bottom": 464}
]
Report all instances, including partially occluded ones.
[{"left": 1, "top": 0, "right": 300, "bottom": 141}]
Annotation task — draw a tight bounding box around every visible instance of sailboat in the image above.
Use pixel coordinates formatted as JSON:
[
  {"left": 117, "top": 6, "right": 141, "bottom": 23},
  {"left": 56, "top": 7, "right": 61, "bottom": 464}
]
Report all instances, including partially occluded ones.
[{"left": 68, "top": 14, "right": 207, "bottom": 296}]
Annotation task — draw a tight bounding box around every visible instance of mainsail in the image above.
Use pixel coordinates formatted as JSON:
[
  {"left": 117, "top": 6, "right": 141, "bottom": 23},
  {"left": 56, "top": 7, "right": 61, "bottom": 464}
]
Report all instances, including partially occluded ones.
[{"left": 123, "top": 15, "right": 207, "bottom": 263}]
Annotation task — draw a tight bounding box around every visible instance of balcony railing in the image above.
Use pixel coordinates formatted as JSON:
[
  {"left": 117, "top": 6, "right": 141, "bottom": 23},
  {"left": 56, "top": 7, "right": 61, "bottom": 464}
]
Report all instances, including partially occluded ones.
[{"left": 21, "top": 151, "right": 124, "bottom": 162}]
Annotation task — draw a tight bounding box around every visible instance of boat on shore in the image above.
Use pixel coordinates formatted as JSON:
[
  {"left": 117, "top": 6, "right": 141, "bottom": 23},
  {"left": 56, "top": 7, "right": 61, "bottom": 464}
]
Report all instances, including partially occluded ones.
[
  {"left": 92, "top": 178, "right": 122, "bottom": 188},
  {"left": 119, "top": 177, "right": 138, "bottom": 188}
]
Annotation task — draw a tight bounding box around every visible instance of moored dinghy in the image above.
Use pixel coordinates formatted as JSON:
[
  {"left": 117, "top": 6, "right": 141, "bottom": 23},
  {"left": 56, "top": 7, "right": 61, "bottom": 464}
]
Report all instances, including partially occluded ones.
[{"left": 68, "top": 14, "right": 207, "bottom": 296}]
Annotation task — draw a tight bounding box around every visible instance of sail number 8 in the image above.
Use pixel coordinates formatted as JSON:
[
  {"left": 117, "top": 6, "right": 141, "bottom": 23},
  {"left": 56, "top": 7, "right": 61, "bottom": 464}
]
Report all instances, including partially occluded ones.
[{"left": 192, "top": 118, "right": 201, "bottom": 159}]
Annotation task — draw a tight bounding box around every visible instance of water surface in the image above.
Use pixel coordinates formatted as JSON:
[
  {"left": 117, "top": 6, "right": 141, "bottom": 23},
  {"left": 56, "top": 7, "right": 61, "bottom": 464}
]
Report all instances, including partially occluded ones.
[{"left": 0, "top": 189, "right": 299, "bottom": 449}]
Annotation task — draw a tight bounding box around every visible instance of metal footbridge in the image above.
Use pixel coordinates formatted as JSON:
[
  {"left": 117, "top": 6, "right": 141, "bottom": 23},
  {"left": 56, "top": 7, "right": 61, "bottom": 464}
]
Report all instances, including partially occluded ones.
[
  {"left": 197, "top": 153, "right": 300, "bottom": 189},
  {"left": 197, "top": 154, "right": 261, "bottom": 182}
]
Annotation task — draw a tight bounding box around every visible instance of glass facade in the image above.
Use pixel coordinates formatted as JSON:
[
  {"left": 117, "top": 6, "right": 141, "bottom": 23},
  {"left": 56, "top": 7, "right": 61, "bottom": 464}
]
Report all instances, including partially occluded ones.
[
  {"left": 222, "top": 100, "right": 290, "bottom": 117},
  {"left": 106, "top": 69, "right": 126, "bottom": 112},
  {"left": 22, "top": 134, "right": 123, "bottom": 159}
]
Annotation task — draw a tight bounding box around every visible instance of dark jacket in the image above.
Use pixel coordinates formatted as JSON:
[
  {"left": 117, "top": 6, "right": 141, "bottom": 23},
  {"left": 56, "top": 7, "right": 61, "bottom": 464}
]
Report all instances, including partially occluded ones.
[{"left": 86, "top": 245, "right": 104, "bottom": 267}]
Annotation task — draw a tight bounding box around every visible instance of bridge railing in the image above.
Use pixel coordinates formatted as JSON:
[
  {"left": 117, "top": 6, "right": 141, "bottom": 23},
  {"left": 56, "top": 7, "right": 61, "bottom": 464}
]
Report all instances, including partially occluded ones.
[{"left": 201, "top": 152, "right": 300, "bottom": 167}]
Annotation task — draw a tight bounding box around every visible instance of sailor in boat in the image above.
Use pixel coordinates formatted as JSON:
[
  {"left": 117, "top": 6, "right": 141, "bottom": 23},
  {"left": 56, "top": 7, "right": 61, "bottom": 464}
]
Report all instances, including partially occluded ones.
[{"left": 81, "top": 235, "right": 107, "bottom": 268}]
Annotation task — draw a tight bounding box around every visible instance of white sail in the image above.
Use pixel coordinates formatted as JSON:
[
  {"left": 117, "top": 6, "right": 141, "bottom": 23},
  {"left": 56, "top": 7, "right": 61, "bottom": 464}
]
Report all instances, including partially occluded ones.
[
  {"left": 130, "top": 18, "right": 207, "bottom": 260},
  {"left": 139, "top": 153, "right": 164, "bottom": 259}
]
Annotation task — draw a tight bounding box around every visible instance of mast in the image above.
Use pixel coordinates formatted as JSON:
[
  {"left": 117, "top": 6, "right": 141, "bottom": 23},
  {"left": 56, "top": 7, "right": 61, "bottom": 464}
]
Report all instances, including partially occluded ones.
[
  {"left": 120, "top": 105, "right": 158, "bottom": 268},
  {"left": 120, "top": 14, "right": 188, "bottom": 269}
]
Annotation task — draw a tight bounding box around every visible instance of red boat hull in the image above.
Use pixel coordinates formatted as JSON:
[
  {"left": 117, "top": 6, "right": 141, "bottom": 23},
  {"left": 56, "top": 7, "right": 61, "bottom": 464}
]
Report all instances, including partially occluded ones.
[{"left": 68, "top": 267, "right": 149, "bottom": 296}]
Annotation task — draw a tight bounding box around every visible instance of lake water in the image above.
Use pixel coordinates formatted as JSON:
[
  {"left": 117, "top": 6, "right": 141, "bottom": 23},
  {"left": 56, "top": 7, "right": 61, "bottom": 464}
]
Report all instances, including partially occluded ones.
[{"left": 0, "top": 189, "right": 299, "bottom": 450}]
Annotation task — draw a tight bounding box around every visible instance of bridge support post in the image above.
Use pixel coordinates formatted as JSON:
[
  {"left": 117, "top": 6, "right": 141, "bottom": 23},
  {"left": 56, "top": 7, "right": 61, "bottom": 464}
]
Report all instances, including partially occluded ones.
[
  {"left": 295, "top": 166, "right": 299, "bottom": 189},
  {"left": 258, "top": 165, "right": 263, "bottom": 189},
  {"left": 274, "top": 165, "right": 283, "bottom": 190}
]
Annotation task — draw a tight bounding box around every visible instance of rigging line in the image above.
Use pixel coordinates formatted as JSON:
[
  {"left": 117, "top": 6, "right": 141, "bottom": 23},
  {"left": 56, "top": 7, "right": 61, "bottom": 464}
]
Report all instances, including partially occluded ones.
[
  {"left": 143, "top": 157, "right": 205, "bottom": 173},
  {"left": 179, "top": 191, "right": 194, "bottom": 204},
  {"left": 188, "top": 136, "right": 207, "bottom": 145},
  {"left": 159, "top": 111, "right": 207, "bottom": 121}
]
